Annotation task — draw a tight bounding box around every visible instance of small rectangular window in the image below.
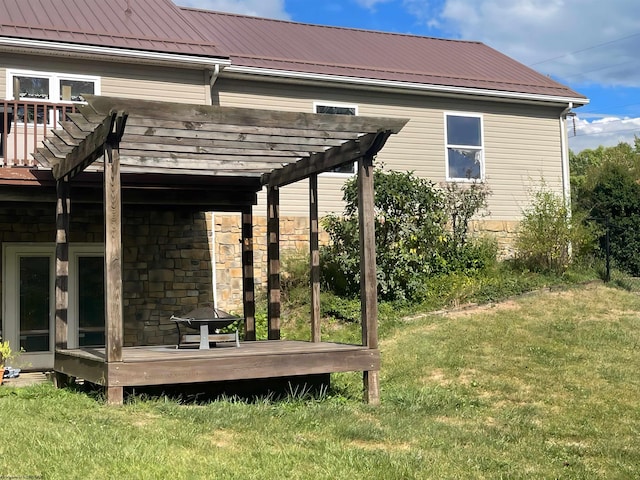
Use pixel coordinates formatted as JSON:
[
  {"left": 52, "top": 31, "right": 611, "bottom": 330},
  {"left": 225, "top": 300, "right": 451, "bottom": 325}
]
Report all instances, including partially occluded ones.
[
  {"left": 7, "top": 70, "right": 100, "bottom": 124},
  {"left": 315, "top": 103, "right": 358, "bottom": 174},
  {"left": 445, "top": 113, "right": 484, "bottom": 181}
]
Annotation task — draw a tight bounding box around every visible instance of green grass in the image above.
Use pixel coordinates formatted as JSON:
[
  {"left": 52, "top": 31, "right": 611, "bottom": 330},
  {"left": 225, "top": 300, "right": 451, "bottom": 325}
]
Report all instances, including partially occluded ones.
[{"left": 1, "top": 283, "right": 639, "bottom": 478}]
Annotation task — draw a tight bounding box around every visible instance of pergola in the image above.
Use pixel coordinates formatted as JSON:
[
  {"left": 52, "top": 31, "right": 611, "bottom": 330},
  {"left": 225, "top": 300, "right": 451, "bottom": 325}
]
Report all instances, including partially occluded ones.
[{"left": 37, "top": 95, "right": 407, "bottom": 405}]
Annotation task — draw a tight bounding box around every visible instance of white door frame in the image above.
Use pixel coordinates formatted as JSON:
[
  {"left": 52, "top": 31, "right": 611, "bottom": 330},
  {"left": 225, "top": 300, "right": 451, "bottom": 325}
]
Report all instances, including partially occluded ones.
[
  {"left": 2, "top": 243, "right": 104, "bottom": 369},
  {"left": 2, "top": 244, "right": 56, "bottom": 370}
]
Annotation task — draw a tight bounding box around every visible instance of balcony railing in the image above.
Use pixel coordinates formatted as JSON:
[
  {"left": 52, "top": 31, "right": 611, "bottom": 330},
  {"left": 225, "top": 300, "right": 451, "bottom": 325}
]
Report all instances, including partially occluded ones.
[{"left": 0, "top": 99, "right": 78, "bottom": 168}]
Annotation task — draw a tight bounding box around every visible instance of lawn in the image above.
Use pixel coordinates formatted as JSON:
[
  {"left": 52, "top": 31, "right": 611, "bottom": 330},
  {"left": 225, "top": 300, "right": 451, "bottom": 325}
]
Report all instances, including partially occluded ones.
[{"left": 0, "top": 283, "right": 638, "bottom": 479}]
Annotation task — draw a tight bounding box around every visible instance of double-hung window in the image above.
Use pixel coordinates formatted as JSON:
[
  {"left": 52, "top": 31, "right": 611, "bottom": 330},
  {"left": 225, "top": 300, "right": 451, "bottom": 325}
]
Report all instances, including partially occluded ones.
[
  {"left": 6, "top": 69, "right": 100, "bottom": 124},
  {"left": 445, "top": 113, "right": 484, "bottom": 181},
  {"left": 314, "top": 102, "right": 358, "bottom": 174}
]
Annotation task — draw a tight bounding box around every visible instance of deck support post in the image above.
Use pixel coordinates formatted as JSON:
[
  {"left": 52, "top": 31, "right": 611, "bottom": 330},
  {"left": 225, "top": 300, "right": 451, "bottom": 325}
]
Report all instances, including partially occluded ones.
[
  {"left": 104, "top": 116, "right": 126, "bottom": 405},
  {"left": 267, "top": 185, "right": 281, "bottom": 340},
  {"left": 55, "top": 178, "right": 70, "bottom": 352},
  {"left": 358, "top": 155, "right": 380, "bottom": 405},
  {"left": 241, "top": 206, "right": 256, "bottom": 341},
  {"left": 310, "top": 174, "right": 321, "bottom": 342},
  {"left": 54, "top": 177, "right": 70, "bottom": 389}
]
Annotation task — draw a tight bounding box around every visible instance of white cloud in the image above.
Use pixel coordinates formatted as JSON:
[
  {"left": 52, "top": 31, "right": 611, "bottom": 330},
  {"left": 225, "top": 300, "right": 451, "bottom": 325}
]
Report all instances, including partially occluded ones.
[
  {"left": 569, "top": 115, "right": 640, "bottom": 152},
  {"left": 406, "top": 0, "right": 640, "bottom": 88},
  {"left": 174, "top": 0, "right": 289, "bottom": 19}
]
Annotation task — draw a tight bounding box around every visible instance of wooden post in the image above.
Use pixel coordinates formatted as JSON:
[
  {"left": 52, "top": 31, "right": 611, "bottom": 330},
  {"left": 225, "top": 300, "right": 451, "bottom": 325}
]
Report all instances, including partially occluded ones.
[
  {"left": 267, "top": 186, "right": 281, "bottom": 340},
  {"left": 358, "top": 155, "right": 380, "bottom": 404},
  {"left": 241, "top": 206, "right": 256, "bottom": 341},
  {"left": 104, "top": 140, "right": 124, "bottom": 404},
  {"left": 309, "top": 174, "right": 321, "bottom": 342},
  {"left": 54, "top": 178, "right": 70, "bottom": 388}
]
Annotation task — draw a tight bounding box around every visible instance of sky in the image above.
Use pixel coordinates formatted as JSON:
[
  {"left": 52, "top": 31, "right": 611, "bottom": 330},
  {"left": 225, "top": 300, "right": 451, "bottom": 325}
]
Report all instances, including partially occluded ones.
[{"left": 176, "top": 0, "right": 640, "bottom": 153}]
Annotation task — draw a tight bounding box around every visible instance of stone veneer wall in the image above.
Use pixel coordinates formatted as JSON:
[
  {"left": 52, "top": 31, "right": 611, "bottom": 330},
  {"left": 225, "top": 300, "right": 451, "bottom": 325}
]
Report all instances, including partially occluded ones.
[
  {"left": 211, "top": 214, "right": 520, "bottom": 312},
  {"left": 122, "top": 207, "right": 213, "bottom": 346},
  {"left": 1, "top": 204, "right": 519, "bottom": 347},
  {"left": 0, "top": 204, "right": 214, "bottom": 347}
]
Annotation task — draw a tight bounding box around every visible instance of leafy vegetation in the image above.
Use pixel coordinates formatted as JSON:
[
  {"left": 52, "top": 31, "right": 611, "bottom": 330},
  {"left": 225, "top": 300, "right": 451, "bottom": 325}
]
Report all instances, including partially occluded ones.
[
  {"left": 514, "top": 188, "right": 598, "bottom": 273},
  {"left": 321, "top": 169, "right": 491, "bottom": 302},
  {"left": 570, "top": 139, "right": 640, "bottom": 275}
]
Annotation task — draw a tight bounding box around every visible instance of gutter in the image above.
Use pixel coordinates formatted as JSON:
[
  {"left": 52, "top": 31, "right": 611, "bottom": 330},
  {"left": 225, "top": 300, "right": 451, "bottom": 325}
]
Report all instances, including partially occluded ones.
[
  {"left": 223, "top": 65, "right": 589, "bottom": 107},
  {"left": 0, "top": 36, "right": 230, "bottom": 69}
]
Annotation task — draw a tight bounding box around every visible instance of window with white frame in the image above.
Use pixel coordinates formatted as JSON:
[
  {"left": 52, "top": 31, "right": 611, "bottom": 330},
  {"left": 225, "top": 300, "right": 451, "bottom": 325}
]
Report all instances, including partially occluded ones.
[
  {"left": 445, "top": 113, "right": 484, "bottom": 181},
  {"left": 6, "top": 69, "right": 100, "bottom": 124},
  {"left": 315, "top": 102, "right": 358, "bottom": 174}
]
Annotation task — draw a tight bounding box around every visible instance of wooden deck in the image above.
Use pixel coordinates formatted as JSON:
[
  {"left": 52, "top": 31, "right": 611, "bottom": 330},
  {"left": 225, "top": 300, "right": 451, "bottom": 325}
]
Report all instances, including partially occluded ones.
[{"left": 54, "top": 341, "right": 380, "bottom": 388}]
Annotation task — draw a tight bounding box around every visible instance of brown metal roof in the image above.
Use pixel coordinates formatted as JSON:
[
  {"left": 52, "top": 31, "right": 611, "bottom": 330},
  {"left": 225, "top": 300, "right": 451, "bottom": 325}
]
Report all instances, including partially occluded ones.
[
  {"left": 0, "top": 0, "right": 224, "bottom": 57},
  {"left": 182, "top": 8, "right": 586, "bottom": 101},
  {"left": 0, "top": 0, "right": 585, "bottom": 101}
]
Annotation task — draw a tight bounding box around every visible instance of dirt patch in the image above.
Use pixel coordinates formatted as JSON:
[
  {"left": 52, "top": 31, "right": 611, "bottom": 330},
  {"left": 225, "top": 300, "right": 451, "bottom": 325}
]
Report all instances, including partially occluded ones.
[{"left": 441, "top": 300, "right": 522, "bottom": 319}]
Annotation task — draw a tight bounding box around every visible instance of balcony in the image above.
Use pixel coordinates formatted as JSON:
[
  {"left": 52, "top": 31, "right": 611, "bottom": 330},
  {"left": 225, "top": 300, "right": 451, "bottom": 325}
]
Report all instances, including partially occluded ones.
[{"left": 0, "top": 99, "right": 78, "bottom": 168}]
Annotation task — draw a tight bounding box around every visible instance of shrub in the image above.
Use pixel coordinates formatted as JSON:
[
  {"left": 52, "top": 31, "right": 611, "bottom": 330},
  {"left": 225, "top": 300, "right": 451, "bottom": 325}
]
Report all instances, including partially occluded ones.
[
  {"left": 321, "top": 169, "right": 496, "bottom": 302},
  {"left": 321, "top": 169, "right": 448, "bottom": 301},
  {"left": 515, "top": 188, "right": 598, "bottom": 273}
]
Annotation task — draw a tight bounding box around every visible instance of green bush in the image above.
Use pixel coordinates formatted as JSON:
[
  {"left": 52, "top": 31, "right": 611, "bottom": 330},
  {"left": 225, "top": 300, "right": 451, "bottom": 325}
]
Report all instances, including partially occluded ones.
[
  {"left": 321, "top": 169, "right": 447, "bottom": 301},
  {"left": 515, "top": 188, "right": 598, "bottom": 273},
  {"left": 321, "top": 169, "right": 495, "bottom": 302}
]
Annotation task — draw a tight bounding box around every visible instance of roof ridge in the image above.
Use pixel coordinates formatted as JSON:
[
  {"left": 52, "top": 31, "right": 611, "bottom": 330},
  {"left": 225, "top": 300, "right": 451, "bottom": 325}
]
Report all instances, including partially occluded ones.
[
  {"left": 0, "top": 22, "right": 219, "bottom": 48},
  {"left": 230, "top": 52, "right": 569, "bottom": 92},
  {"left": 179, "top": 6, "right": 483, "bottom": 46}
]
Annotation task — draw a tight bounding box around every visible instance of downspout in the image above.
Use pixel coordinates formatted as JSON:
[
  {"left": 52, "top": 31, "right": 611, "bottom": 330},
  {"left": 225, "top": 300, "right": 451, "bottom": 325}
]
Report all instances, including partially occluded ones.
[
  {"left": 210, "top": 212, "right": 218, "bottom": 309},
  {"left": 208, "top": 64, "right": 223, "bottom": 100},
  {"left": 560, "top": 102, "right": 573, "bottom": 208},
  {"left": 560, "top": 102, "right": 573, "bottom": 258},
  {"left": 207, "top": 64, "right": 222, "bottom": 308}
]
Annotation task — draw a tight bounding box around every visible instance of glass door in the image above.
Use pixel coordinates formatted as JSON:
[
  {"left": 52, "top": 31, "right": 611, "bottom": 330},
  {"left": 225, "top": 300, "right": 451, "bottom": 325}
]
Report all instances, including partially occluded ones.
[
  {"left": 76, "top": 255, "right": 105, "bottom": 347},
  {"left": 2, "top": 246, "right": 55, "bottom": 370}
]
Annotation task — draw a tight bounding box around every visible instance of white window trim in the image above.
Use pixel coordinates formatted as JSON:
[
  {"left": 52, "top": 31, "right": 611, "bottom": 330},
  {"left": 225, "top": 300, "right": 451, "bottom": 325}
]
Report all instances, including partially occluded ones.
[
  {"left": 444, "top": 111, "right": 485, "bottom": 182},
  {"left": 2, "top": 243, "right": 104, "bottom": 353},
  {"left": 314, "top": 101, "right": 359, "bottom": 177},
  {"left": 6, "top": 68, "right": 101, "bottom": 102}
]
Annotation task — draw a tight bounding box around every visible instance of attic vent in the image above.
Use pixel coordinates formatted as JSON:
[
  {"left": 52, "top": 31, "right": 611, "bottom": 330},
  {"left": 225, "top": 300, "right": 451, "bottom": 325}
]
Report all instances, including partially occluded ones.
[{"left": 125, "top": 0, "right": 132, "bottom": 16}]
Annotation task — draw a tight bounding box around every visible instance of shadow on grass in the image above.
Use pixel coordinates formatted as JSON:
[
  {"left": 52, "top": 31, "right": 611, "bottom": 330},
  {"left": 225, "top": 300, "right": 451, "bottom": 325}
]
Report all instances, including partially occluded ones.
[{"left": 67, "top": 373, "right": 341, "bottom": 405}]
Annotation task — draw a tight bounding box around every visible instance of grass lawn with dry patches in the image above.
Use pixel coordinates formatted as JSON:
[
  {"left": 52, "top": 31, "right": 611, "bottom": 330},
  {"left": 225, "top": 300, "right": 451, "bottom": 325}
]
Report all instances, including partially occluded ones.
[{"left": 0, "top": 283, "right": 638, "bottom": 479}]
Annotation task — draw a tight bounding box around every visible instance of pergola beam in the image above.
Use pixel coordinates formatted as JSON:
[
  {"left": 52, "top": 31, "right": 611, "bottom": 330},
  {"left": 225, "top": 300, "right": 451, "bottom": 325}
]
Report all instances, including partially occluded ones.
[{"left": 264, "top": 130, "right": 395, "bottom": 188}]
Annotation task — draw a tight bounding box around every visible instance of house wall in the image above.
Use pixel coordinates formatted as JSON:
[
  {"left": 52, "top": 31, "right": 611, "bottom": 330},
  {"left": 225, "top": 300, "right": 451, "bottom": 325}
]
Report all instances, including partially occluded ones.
[
  {"left": 0, "top": 203, "right": 215, "bottom": 348},
  {"left": 0, "top": 54, "right": 208, "bottom": 104},
  {"left": 214, "top": 78, "right": 565, "bottom": 222},
  {"left": 1, "top": 54, "right": 569, "bottom": 317}
]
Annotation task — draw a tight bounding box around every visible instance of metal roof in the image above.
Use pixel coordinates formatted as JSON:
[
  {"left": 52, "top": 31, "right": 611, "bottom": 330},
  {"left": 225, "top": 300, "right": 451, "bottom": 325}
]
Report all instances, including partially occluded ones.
[
  {"left": 0, "top": 0, "right": 223, "bottom": 57},
  {"left": 0, "top": 0, "right": 586, "bottom": 102},
  {"left": 182, "top": 8, "right": 586, "bottom": 102}
]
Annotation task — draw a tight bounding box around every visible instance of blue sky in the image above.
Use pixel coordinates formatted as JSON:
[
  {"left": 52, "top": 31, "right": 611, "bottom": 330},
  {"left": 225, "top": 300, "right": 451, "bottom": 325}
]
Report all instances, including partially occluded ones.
[{"left": 176, "top": 0, "right": 640, "bottom": 153}]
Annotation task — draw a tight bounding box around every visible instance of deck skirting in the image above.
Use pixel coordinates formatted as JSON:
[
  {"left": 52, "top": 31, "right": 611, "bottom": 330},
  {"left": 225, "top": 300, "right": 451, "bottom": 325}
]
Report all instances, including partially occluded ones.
[{"left": 54, "top": 341, "right": 380, "bottom": 388}]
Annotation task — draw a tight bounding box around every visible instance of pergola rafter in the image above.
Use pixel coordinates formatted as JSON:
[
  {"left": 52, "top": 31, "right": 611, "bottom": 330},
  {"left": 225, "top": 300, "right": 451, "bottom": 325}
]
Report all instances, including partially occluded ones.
[{"left": 38, "top": 95, "right": 408, "bottom": 405}]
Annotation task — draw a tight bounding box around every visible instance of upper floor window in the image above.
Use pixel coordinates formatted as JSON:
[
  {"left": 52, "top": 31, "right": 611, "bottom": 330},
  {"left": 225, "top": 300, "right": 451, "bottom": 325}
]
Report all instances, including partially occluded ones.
[
  {"left": 315, "top": 102, "right": 358, "bottom": 174},
  {"left": 6, "top": 69, "right": 100, "bottom": 123},
  {"left": 445, "top": 113, "right": 484, "bottom": 181}
]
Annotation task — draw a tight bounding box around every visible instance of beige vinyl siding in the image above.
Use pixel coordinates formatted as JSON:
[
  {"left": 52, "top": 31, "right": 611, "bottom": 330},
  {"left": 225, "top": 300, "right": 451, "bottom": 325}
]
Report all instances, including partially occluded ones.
[
  {"left": 0, "top": 54, "right": 208, "bottom": 104},
  {"left": 215, "top": 78, "right": 564, "bottom": 220}
]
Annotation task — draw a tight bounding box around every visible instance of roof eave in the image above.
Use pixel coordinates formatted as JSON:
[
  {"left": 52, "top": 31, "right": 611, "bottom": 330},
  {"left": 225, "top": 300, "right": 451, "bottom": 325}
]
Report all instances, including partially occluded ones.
[
  {"left": 223, "top": 65, "right": 589, "bottom": 107},
  {"left": 0, "top": 36, "right": 231, "bottom": 69}
]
